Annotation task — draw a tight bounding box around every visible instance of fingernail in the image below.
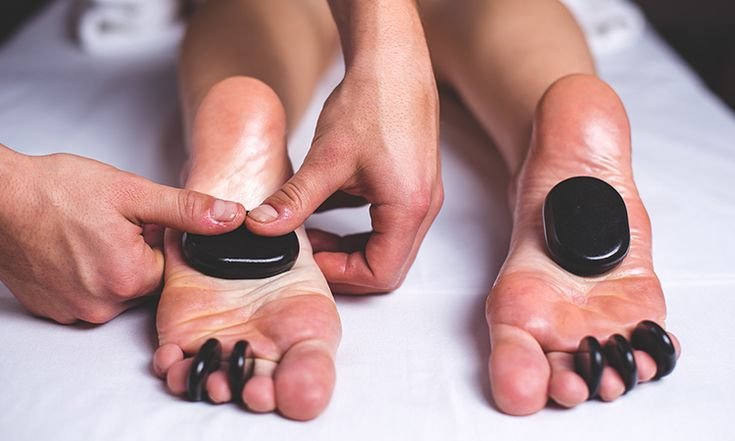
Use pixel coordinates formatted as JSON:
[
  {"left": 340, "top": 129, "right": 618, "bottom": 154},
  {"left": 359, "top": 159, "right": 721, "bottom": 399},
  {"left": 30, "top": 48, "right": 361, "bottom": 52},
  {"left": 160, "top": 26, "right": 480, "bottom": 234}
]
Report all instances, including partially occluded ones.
[
  {"left": 211, "top": 199, "right": 239, "bottom": 222},
  {"left": 248, "top": 204, "right": 278, "bottom": 223}
]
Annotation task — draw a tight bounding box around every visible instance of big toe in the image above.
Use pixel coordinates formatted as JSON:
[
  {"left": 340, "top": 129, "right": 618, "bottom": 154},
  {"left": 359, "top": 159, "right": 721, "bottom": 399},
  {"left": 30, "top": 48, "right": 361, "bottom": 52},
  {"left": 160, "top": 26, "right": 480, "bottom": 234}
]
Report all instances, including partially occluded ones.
[
  {"left": 489, "top": 325, "right": 550, "bottom": 415},
  {"left": 274, "top": 340, "right": 336, "bottom": 421}
]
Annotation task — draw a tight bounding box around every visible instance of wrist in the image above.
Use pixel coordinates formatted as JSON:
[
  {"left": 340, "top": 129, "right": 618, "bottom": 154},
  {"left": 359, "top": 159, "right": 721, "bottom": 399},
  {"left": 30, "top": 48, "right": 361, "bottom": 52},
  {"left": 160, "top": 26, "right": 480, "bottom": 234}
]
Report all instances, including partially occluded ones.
[{"left": 328, "top": 0, "right": 430, "bottom": 69}]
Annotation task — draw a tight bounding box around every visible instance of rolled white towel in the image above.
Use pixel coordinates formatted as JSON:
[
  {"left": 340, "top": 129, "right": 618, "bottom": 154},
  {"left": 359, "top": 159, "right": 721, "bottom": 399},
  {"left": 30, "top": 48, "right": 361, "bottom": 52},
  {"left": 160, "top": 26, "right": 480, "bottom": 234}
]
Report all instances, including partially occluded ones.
[
  {"left": 76, "top": 0, "right": 186, "bottom": 56},
  {"left": 560, "top": 0, "right": 646, "bottom": 55}
]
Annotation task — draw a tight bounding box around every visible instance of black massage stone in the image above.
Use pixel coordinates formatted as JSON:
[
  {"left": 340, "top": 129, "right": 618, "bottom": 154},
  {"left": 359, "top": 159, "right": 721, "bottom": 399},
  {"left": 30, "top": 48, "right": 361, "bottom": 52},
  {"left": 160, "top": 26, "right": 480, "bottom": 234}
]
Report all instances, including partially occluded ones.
[
  {"left": 229, "top": 340, "right": 255, "bottom": 403},
  {"left": 604, "top": 334, "right": 638, "bottom": 393},
  {"left": 631, "top": 320, "right": 676, "bottom": 379},
  {"left": 182, "top": 224, "right": 299, "bottom": 279},
  {"left": 187, "top": 338, "right": 222, "bottom": 402},
  {"left": 543, "top": 176, "right": 630, "bottom": 276},
  {"left": 575, "top": 336, "right": 605, "bottom": 399}
]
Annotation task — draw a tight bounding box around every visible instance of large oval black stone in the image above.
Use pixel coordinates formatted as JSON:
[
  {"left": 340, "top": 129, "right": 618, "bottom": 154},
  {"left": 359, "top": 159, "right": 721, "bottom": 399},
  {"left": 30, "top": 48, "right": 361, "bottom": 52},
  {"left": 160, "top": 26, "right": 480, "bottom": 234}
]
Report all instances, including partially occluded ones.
[
  {"left": 543, "top": 176, "right": 629, "bottom": 276},
  {"left": 182, "top": 224, "right": 299, "bottom": 279}
]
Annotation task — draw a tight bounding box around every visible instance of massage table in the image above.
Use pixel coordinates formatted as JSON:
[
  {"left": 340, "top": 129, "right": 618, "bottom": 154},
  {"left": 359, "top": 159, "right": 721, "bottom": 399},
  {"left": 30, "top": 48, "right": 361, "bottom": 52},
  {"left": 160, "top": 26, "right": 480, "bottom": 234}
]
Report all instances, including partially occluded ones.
[{"left": 1, "top": 1, "right": 734, "bottom": 439}]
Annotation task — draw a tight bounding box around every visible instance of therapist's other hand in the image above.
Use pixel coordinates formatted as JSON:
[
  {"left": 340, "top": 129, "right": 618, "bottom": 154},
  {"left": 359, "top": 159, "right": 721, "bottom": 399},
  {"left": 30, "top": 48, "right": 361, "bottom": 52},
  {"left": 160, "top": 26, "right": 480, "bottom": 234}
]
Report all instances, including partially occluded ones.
[
  {"left": 0, "top": 147, "right": 245, "bottom": 324},
  {"left": 246, "top": 65, "right": 442, "bottom": 294}
]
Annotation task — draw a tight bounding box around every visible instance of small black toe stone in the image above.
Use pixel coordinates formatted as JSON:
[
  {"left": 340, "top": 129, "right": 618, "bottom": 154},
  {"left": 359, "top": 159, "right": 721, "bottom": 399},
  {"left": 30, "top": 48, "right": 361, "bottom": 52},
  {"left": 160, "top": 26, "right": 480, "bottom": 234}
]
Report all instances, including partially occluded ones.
[
  {"left": 228, "top": 340, "right": 255, "bottom": 403},
  {"left": 574, "top": 336, "right": 605, "bottom": 399},
  {"left": 631, "top": 320, "right": 676, "bottom": 380},
  {"left": 604, "top": 334, "right": 638, "bottom": 393},
  {"left": 187, "top": 338, "right": 222, "bottom": 402}
]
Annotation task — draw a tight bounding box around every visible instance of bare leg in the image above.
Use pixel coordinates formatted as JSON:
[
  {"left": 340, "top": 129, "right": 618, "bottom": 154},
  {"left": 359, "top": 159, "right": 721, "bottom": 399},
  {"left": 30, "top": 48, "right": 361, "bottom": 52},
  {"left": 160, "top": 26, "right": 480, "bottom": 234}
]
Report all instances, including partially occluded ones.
[
  {"left": 179, "top": 0, "right": 338, "bottom": 131},
  {"left": 153, "top": 0, "right": 342, "bottom": 420},
  {"left": 420, "top": 0, "right": 681, "bottom": 414}
]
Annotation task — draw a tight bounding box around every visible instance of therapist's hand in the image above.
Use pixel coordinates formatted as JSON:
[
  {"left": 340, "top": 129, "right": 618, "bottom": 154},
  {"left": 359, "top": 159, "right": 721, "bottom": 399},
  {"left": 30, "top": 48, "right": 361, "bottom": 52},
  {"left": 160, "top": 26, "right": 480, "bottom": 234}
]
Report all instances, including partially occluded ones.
[
  {"left": 0, "top": 146, "right": 245, "bottom": 324},
  {"left": 245, "top": 0, "right": 443, "bottom": 294}
]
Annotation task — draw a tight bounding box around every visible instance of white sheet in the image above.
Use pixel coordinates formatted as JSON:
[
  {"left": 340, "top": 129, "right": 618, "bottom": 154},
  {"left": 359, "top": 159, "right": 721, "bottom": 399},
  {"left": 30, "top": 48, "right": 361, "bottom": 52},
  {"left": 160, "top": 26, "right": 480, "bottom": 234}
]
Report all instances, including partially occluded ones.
[{"left": 1, "top": 2, "right": 734, "bottom": 440}]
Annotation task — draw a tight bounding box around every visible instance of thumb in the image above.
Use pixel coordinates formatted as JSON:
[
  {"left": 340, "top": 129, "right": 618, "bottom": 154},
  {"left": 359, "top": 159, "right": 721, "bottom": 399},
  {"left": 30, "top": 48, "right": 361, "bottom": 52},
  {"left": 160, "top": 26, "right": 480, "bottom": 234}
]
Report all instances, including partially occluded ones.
[
  {"left": 126, "top": 180, "right": 246, "bottom": 234},
  {"left": 246, "top": 158, "right": 347, "bottom": 235}
]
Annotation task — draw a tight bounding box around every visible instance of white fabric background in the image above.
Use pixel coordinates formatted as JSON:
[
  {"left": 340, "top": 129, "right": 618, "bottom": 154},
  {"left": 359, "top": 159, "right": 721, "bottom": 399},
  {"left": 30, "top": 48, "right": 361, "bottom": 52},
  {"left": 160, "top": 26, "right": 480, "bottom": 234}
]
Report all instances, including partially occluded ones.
[{"left": 1, "top": 2, "right": 734, "bottom": 440}]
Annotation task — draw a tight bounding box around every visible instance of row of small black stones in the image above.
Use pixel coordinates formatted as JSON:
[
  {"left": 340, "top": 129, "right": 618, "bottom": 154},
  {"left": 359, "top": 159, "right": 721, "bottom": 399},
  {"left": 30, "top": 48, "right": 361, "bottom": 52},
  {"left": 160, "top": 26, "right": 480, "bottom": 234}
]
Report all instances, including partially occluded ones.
[
  {"left": 186, "top": 322, "right": 675, "bottom": 404},
  {"left": 574, "top": 320, "right": 677, "bottom": 399},
  {"left": 187, "top": 338, "right": 255, "bottom": 403}
]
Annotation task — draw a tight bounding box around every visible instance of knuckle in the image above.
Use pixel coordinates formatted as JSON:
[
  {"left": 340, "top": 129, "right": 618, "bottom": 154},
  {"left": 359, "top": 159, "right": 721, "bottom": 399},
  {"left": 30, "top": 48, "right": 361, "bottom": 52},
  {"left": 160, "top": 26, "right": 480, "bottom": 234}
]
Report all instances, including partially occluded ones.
[
  {"left": 405, "top": 190, "right": 432, "bottom": 218},
  {"left": 177, "top": 190, "right": 204, "bottom": 224},
  {"left": 71, "top": 296, "right": 119, "bottom": 324},
  {"left": 54, "top": 314, "right": 78, "bottom": 325},
  {"left": 277, "top": 179, "right": 310, "bottom": 213},
  {"left": 108, "top": 173, "right": 144, "bottom": 206},
  {"left": 434, "top": 183, "right": 445, "bottom": 211},
  {"left": 374, "top": 272, "right": 404, "bottom": 293},
  {"left": 38, "top": 305, "right": 77, "bottom": 324},
  {"left": 77, "top": 306, "right": 118, "bottom": 324},
  {"left": 104, "top": 269, "right": 144, "bottom": 300},
  {"left": 113, "top": 278, "right": 143, "bottom": 300}
]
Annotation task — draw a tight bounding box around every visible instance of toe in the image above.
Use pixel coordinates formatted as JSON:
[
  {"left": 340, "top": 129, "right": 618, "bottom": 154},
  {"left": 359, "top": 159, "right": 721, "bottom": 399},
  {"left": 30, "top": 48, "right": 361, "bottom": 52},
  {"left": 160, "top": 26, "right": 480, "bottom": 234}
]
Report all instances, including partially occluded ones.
[
  {"left": 548, "top": 352, "right": 588, "bottom": 407},
  {"left": 488, "top": 325, "right": 550, "bottom": 415},
  {"left": 669, "top": 332, "right": 682, "bottom": 355},
  {"left": 206, "top": 371, "right": 231, "bottom": 404},
  {"left": 153, "top": 344, "right": 184, "bottom": 378},
  {"left": 635, "top": 350, "right": 657, "bottom": 382},
  {"left": 274, "top": 340, "right": 336, "bottom": 421},
  {"left": 166, "top": 358, "right": 193, "bottom": 396},
  {"left": 242, "top": 359, "right": 278, "bottom": 413},
  {"left": 597, "top": 366, "right": 626, "bottom": 401}
]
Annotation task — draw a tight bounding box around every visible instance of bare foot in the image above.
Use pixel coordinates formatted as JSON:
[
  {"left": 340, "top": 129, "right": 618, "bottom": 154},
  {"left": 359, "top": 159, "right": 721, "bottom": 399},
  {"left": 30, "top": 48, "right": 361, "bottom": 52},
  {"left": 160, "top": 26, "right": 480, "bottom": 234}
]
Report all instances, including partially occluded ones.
[
  {"left": 486, "top": 74, "right": 681, "bottom": 415},
  {"left": 152, "top": 77, "right": 341, "bottom": 421}
]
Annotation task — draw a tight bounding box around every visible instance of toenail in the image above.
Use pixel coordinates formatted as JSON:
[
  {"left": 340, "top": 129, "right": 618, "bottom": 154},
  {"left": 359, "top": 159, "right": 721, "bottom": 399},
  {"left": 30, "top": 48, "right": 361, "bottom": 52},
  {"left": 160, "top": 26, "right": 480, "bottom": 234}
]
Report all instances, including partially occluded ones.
[
  {"left": 543, "top": 176, "right": 629, "bottom": 276},
  {"left": 182, "top": 224, "right": 299, "bottom": 279},
  {"left": 631, "top": 321, "right": 677, "bottom": 379},
  {"left": 574, "top": 336, "right": 605, "bottom": 399},
  {"left": 187, "top": 338, "right": 222, "bottom": 402}
]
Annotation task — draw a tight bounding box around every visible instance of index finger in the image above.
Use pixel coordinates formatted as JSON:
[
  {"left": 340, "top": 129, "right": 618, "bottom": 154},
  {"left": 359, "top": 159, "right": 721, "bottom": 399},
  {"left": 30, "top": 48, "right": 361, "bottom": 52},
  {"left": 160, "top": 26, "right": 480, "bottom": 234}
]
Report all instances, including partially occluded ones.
[{"left": 313, "top": 202, "right": 425, "bottom": 294}]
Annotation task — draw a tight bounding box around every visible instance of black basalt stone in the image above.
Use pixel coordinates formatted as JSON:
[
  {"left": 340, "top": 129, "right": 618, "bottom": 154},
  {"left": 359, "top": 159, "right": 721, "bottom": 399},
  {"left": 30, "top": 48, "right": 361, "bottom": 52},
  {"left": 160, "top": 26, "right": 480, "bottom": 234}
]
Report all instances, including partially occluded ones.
[
  {"left": 187, "top": 338, "right": 222, "bottom": 402},
  {"left": 631, "top": 320, "right": 677, "bottom": 379},
  {"left": 604, "top": 334, "right": 638, "bottom": 393},
  {"left": 229, "top": 340, "right": 255, "bottom": 404},
  {"left": 543, "top": 176, "right": 630, "bottom": 276},
  {"left": 182, "top": 224, "right": 299, "bottom": 279},
  {"left": 574, "top": 336, "right": 605, "bottom": 399}
]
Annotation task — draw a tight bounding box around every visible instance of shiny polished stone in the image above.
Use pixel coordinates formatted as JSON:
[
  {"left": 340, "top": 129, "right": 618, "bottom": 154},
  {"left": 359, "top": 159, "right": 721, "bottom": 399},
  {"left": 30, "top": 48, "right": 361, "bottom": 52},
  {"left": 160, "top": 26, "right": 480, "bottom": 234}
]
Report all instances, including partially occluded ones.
[
  {"left": 604, "top": 334, "right": 638, "bottom": 393},
  {"left": 543, "top": 176, "right": 630, "bottom": 276},
  {"left": 228, "top": 340, "right": 255, "bottom": 404},
  {"left": 183, "top": 224, "right": 299, "bottom": 279},
  {"left": 187, "top": 338, "right": 222, "bottom": 402},
  {"left": 574, "top": 336, "right": 605, "bottom": 399},
  {"left": 631, "top": 320, "right": 676, "bottom": 379}
]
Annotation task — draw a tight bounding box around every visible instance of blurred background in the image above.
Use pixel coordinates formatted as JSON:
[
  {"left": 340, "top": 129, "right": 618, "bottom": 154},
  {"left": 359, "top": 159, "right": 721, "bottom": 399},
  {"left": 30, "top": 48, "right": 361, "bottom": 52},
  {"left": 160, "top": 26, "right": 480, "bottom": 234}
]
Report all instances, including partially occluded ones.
[{"left": 1, "top": 0, "right": 733, "bottom": 110}]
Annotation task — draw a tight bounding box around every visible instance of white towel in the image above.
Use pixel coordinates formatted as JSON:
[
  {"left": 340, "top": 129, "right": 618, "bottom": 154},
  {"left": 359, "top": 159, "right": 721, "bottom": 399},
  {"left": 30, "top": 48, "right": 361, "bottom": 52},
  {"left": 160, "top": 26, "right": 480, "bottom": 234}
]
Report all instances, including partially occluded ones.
[
  {"left": 75, "top": 0, "right": 186, "bottom": 56},
  {"left": 74, "top": 0, "right": 643, "bottom": 58},
  {"left": 561, "top": 0, "right": 646, "bottom": 55}
]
